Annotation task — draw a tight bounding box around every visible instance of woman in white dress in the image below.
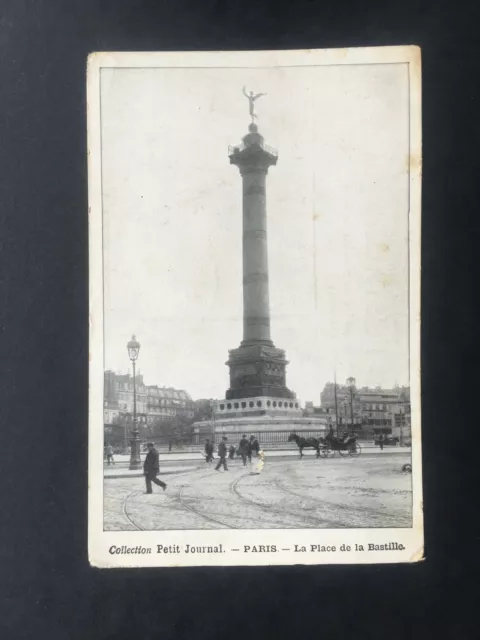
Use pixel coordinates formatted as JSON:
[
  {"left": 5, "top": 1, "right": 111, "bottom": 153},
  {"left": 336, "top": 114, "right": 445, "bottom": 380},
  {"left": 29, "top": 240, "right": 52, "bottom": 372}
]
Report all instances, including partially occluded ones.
[{"left": 253, "top": 447, "right": 265, "bottom": 474}]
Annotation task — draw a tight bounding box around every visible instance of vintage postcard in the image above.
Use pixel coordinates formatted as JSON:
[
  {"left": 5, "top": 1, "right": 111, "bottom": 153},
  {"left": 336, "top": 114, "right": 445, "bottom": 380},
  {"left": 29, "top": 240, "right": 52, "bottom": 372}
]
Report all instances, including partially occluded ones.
[{"left": 88, "top": 46, "right": 422, "bottom": 567}]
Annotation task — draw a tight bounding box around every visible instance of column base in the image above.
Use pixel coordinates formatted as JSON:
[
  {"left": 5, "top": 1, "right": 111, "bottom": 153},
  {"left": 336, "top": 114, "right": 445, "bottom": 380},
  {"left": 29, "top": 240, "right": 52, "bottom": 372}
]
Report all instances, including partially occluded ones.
[{"left": 129, "top": 434, "right": 142, "bottom": 470}]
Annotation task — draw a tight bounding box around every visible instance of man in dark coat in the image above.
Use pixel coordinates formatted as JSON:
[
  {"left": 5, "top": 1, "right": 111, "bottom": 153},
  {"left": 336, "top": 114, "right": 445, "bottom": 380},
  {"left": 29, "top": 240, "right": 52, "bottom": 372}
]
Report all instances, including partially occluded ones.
[
  {"left": 249, "top": 435, "right": 259, "bottom": 457},
  {"left": 238, "top": 434, "right": 249, "bottom": 466},
  {"left": 215, "top": 436, "right": 228, "bottom": 471},
  {"left": 144, "top": 442, "right": 167, "bottom": 493},
  {"left": 204, "top": 439, "right": 214, "bottom": 463},
  {"left": 378, "top": 433, "right": 385, "bottom": 451}
]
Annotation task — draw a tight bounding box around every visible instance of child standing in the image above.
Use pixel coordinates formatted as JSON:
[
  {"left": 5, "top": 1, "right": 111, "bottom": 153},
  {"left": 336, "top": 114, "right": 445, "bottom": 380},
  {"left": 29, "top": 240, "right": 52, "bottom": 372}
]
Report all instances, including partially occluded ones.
[{"left": 252, "top": 446, "right": 265, "bottom": 475}]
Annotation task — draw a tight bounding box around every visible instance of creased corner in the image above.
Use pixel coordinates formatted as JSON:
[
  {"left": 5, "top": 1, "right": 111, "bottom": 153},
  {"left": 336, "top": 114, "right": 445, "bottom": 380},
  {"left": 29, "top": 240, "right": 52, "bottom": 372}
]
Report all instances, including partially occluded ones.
[{"left": 409, "top": 546, "right": 425, "bottom": 563}]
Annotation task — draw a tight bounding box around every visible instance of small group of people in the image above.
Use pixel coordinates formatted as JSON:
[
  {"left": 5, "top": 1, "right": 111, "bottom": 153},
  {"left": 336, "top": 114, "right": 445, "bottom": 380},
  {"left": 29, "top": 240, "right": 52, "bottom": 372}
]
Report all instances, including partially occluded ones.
[
  {"left": 204, "top": 434, "right": 263, "bottom": 474},
  {"left": 238, "top": 434, "right": 259, "bottom": 466}
]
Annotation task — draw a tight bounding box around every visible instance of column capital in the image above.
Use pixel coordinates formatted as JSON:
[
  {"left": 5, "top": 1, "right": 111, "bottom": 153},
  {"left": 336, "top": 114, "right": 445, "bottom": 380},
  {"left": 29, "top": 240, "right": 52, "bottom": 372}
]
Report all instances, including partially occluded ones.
[{"left": 228, "top": 132, "right": 278, "bottom": 174}]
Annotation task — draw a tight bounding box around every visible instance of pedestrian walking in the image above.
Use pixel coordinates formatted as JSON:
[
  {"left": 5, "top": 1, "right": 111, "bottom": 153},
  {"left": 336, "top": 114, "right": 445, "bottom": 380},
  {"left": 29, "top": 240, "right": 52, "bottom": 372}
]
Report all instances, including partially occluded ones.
[
  {"left": 204, "top": 439, "right": 214, "bottom": 463},
  {"left": 249, "top": 435, "right": 259, "bottom": 457},
  {"left": 378, "top": 433, "right": 384, "bottom": 451},
  {"left": 215, "top": 436, "right": 228, "bottom": 471},
  {"left": 228, "top": 444, "right": 236, "bottom": 460},
  {"left": 247, "top": 438, "right": 253, "bottom": 464},
  {"left": 238, "top": 434, "right": 249, "bottom": 466},
  {"left": 143, "top": 442, "right": 167, "bottom": 493},
  {"left": 105, "top": 444, "right": 115, "bottom": 466}
]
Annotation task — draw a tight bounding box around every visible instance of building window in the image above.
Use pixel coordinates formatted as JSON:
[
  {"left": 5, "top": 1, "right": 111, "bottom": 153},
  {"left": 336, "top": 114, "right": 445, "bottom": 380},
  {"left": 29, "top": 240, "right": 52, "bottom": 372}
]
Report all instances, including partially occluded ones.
[
  {"left": 267, "top": 400, "right": 271, "bottom": 407},
  {"left": 289, "top": 402, "right": 293, "bottom": 408},
  {"left": 279, "top": 402, "right": 283, "bottom": 407},
  {"left": 234, "top": 402, "right": 239, "bottom": 409},
  {"left": 249, "top": 401, "right": 254, "bottom": 408},
  {"left": 273, "top": 401, "right": 277, "bottom": 408},
  {"left": 241, "top": 402, "right": 247, "bottom": 408},
  {"left": 227, "top": 403, "right": 232, "bottom": 410},
  {"left": 257, "top": 401, "right": 262, "bottom": 407},
  {"left": 295, "top": 403, "right": 299, "bottom": 409},
  {"left": 219, "top": 404, "right": 225, "bottom": 411}
]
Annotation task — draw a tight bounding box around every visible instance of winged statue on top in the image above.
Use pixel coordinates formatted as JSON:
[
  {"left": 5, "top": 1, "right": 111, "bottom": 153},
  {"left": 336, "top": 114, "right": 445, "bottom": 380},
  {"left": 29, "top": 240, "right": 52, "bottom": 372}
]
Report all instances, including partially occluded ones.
[{"left": 242, "top": 86, "right": 267, "bottom": 122}]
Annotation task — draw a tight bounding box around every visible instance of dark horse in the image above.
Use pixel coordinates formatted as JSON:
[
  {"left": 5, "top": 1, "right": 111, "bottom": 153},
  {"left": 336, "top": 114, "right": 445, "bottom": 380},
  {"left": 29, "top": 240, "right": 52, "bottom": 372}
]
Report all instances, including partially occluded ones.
[{"left": 288, "top": 433, "right": 321, "bottom": 458}]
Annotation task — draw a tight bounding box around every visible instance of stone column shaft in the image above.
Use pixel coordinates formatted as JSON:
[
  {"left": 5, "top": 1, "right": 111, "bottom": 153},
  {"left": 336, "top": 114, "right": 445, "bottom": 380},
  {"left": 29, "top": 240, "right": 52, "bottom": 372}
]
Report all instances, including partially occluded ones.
[
  {"left": 241, "top": 169, "right": 271, "bottom": 344},
  {"left": 226, "top": 124, "right": 295, "bottom": 402}
]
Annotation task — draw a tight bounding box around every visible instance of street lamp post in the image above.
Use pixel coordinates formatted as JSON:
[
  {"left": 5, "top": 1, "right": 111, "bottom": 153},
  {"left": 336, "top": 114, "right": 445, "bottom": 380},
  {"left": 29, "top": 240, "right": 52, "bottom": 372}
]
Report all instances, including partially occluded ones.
[
  {"left": 210, "top": 400, "right": 216, "bottom": 445},
  {"left": 350, "top": 388, "right": 354, "bottom": 431},
  {"left": 127, "top": 334, "right": 142, "bottom": 470},
  {"left": 346, "top": 379, "right": 355, "bottom": 433},
  {"left": 333, "top": 373, "right": 339, "bottom": 437},
  {"left": 342, "top": 401, "right": 347, "bottom": 433}
]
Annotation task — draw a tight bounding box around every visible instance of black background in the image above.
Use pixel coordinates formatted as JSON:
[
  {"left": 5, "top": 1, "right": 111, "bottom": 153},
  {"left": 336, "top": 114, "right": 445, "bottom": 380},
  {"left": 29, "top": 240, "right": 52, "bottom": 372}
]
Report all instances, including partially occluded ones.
[{"left": 1, "top": 1, "right": 478, "bottom": 638}]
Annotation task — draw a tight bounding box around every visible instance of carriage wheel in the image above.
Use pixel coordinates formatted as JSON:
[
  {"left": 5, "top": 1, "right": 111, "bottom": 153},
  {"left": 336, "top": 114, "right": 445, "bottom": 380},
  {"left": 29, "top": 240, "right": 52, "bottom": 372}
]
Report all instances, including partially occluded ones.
[
  {"left": 320, "top": 447, "right": 329, "bottom": 458},
  {"left": 338, "top": 447, "right": 349, "bottom": 457},
  {"left": 324, "top": 446, "right": 335, "bottom": 458},
  {"left": 349, "top": 442, "right": 361, "bottom": 457}
]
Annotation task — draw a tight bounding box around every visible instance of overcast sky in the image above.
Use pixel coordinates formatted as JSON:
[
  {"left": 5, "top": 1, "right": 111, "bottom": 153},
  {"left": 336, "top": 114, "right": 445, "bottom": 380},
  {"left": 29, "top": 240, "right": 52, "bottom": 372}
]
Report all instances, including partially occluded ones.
[{"left": 100, "top": 63, "right": 410, "bottom": 403}]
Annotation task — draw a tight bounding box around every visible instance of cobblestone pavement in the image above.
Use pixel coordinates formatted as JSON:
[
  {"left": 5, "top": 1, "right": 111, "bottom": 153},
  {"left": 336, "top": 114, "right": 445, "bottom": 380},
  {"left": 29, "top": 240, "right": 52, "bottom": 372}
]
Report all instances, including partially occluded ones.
[{"left": 103, "top": 454, "right": 413, "bottom": 531}]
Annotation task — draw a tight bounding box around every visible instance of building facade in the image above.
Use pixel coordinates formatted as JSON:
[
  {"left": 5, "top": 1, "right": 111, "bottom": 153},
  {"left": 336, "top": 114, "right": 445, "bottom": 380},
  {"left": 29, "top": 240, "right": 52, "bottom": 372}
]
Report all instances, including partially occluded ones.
[
  {"left": 104, "top": 371, "right": 194, "bottom": 444},
  {"left": 320, "top": 379, "right": 411, "bottom": 438}
]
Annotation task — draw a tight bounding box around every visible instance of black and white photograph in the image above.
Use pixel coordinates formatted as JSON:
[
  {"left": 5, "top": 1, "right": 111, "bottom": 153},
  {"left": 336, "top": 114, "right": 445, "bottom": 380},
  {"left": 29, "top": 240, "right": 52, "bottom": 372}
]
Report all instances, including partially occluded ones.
[{"left": 88, "top": 47, "right": 422, "bottom": 567}]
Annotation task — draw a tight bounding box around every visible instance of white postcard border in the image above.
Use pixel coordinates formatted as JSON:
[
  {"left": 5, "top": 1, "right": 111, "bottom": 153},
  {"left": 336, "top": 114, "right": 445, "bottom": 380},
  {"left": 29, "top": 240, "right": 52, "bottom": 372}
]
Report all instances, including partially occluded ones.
[{"left": 88, "top": 46, "right": 423, "bottom": 568}]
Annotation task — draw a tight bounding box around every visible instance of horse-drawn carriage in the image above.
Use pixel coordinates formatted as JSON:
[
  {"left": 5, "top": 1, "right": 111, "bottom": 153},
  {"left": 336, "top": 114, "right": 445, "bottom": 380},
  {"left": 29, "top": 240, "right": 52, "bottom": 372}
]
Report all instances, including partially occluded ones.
[
  {"left": 288, "top": 432, "right": 361, "bottom": 458},
  {"left": 321, "top": 434, "right": 361, "bottom": 458}
]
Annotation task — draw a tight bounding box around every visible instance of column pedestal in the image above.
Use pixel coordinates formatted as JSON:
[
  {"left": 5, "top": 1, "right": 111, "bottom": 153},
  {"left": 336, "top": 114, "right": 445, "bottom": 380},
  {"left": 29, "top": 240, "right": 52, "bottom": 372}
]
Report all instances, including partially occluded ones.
[{"left": 226, "top": 343, "right": 295, "bottom": 400}]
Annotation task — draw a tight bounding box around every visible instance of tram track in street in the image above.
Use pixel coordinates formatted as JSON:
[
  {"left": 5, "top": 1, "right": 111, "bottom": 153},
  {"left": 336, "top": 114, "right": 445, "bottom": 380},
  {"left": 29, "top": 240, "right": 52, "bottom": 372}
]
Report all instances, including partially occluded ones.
[
  {"left": 176, "top": 482, "right": 240, "bottom": 529},
  {"left": 122, "top": 490, "right": 144, "bottom": 530},
  {"left": 122, "top": 470, "right": 241, "bottom": 530},
  {"left": 118, "top": 462, "right": 411, "bottom": 531},
  {"left": 275, "top": 478, "right": 411, "bottom": 528},
  {"left": 119, "top": 466, "right": 210, "bottom": 531},
  {"left": 230, "top": 474, "right": 344, "bottom": 528}
]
